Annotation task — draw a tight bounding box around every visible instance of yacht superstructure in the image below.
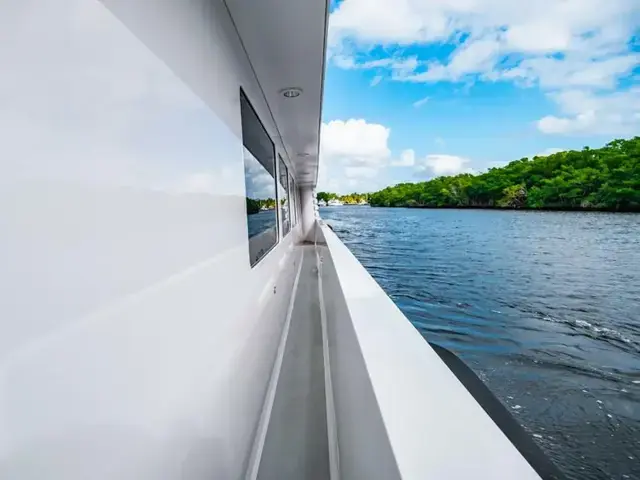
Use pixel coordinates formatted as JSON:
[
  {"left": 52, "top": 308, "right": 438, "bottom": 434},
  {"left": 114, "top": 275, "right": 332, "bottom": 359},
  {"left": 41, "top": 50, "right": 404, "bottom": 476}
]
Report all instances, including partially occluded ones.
[{"left": 0, "top": 1, "right": 562, "bottom": 479}]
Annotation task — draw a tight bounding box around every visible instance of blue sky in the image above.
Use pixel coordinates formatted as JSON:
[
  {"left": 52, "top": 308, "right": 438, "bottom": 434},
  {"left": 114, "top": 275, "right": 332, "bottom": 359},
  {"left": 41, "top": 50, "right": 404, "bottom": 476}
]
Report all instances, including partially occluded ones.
[{"left": 318, "top": 0, "right": 640, "bottom": 193}]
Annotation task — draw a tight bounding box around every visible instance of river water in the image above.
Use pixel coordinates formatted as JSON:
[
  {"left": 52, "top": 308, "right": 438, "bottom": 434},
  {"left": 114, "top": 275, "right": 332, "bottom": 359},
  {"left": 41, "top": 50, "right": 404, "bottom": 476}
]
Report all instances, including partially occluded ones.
[{"left": 320, "top": 206, "right": 640, "bottom": 480}]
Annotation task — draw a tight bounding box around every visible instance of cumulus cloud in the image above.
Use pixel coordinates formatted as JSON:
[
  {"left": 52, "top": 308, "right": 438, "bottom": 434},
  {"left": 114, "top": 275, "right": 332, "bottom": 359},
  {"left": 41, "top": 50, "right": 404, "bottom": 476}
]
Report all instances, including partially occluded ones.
[
  {"left": 321, "top": 119, "right": 391, "bottom": 167},
  {"left": 537, "top": 87, "right": 640, "bottom": 135},
  {"left": 391, "top": 149, "right": 416, "bottom": 166},
  {"left": 318, "top": 118, "right": 394, "bottom": 192},
  {"left": 318, "top": 118, "right": 479, "bottom": 191},
  {"left": 344, "top": 166, "right": 378, "bottom": 178},
  {"left": 244, "top": 151, "right": 278, "bottom": 199},
  {"left": 416, "top": 154, "right": 473, "bottom": 177}
]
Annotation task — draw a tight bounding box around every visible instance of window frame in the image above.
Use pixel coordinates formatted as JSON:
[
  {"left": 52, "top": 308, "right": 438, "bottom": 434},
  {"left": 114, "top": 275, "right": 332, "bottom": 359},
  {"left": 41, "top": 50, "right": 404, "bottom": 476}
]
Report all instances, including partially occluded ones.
[
  {"left": 288, "top": 173, "right": 297, "bottom": 226},
  {"left": 240, "top": 88, "right": 279, "bottom": 267},
  {"left": 277, "top": 154, "right": 291, "bottom": 237}
]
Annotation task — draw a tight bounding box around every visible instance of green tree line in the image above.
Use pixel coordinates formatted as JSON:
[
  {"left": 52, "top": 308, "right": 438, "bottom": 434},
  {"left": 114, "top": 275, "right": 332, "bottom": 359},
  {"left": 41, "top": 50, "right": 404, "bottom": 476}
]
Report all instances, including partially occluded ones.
[
  {"left": 316, "top": 192, "right": 369, "bottom": 204},
  {"left": 369, "top": 137, "right": 640, "bottom": 211},
  {"left": 246, "top": 197, "right": 276, "bottom": 215}
]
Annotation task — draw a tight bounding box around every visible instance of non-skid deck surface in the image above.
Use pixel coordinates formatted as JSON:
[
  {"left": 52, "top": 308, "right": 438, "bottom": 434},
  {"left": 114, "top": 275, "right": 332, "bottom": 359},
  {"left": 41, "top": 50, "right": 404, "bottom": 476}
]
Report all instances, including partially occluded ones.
[{"left": 257, "top": 246, "right": 330, "bottom": 480}]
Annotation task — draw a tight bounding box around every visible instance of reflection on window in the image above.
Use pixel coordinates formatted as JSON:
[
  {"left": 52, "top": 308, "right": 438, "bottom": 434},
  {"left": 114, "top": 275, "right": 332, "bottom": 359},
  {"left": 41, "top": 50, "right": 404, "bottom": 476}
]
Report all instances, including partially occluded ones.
[
  {"left": 241, "top": 90, "right": 278, "bottom": 266},
  {"left": 278, "top": 156, "right": 290, "bottom": 236},
  {"left": 289, "top": 174, "right": 297, "bottom": 226}
]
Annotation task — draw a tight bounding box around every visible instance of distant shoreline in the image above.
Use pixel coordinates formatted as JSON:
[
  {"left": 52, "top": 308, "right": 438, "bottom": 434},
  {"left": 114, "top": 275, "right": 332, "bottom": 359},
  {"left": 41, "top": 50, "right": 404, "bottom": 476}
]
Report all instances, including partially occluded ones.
[
  {"left": 368, "top": 205, "right": 640, "bottom": 213},
  {"left": 363, "top": 137, "right": 639, "bottom": 213}
]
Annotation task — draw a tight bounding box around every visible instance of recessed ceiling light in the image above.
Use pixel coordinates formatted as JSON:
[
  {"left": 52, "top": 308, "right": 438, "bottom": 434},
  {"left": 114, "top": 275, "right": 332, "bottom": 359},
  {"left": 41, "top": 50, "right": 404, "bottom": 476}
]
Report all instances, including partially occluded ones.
[{"left": 280, "top": 87, "right": 302, "bottom": 98}]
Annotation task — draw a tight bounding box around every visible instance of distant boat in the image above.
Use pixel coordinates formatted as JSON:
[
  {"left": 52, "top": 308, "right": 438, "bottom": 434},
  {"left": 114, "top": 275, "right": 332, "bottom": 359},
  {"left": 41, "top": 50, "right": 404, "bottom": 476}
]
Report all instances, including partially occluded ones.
[
  {"left": 327, "top": 199, "right": 343, "bottom": 206},
  {"left": 318, "top": 199, "right": 327, "bottom": 207}
]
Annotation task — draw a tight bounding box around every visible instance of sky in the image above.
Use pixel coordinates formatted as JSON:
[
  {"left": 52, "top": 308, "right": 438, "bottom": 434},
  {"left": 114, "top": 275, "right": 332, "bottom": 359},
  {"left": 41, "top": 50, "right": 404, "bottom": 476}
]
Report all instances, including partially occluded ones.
[{"left": 317, "top": 0, "right": 640, "bottom": 194}]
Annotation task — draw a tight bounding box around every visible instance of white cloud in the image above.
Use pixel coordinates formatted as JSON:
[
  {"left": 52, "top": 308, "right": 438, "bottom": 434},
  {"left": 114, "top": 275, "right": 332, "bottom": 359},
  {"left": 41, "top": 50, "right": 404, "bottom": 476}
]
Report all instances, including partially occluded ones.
[
  {"left": 390, "top": 56, "right": 421, "bottom": 78},
  {"left": 344, "top": 166, "right": 378, "bottom": 178},
  {"left": 404, "top": 37, "right": 502, "bottom": 83},
  {"left": 335, "top": 54, "right": 421, "bottom": 79},
  {"left": 412, "top": 96, "right": 430, "bottom": 108},
  {"left": 504, "top": 21, "right": 572, "bottom": 53},
  {"left": 333, "top": 56, "right": 393, "bottom": 69},
  {"left": 243, "top": 149, "right": 279, "bottom": 198},
  {"left": 537, "top": 87, "right": 640, "bottom": 135},
  {"left": 328, "top": 0, "right": 640, "bottom": 135},
  {"left": 321, "top": 119, "right": 391, "bottom": 167},
  {"left": 538, "top": 114, "right": 594, "bottom": 135},
  {"left": 500, "top": 54, "right": 639, "bottom": 90},
  {"left": 330, "top": 0, "right": 638, "bottom": 58},
  {"left": 318, "top": 118, "right": 479, "bottom": 191},
  {"left": 370, "top": 75, "right": 383, "bottom": 86},
  {"left": 318, "top": 118, "right": 394, "bottom": 192},
  {"left": 416, "top": 154, "right": 473, "bottom": 177},
  {"left": 329, "top": 0, "right": 451, "bottom": 47},
  {"left": 391, "top": 149, "right": 416, "bottom": 166}
]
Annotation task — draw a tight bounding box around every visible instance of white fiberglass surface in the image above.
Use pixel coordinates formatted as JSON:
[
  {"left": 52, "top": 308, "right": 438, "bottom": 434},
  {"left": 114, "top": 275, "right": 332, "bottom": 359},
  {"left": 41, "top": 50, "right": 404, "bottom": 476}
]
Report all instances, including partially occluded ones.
[
  {"left": 0, "top": 0, "right": 300, "bottom": 478},
  {"left": 1, "top": 0, "right": 244, "bottom": 341}
]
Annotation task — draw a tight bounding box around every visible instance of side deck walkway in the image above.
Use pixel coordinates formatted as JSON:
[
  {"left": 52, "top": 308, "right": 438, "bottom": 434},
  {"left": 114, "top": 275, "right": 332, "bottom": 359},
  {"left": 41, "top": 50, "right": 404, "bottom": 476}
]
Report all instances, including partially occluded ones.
[{"left": 257, "top": 246, "right": 329, "bottom": 479}]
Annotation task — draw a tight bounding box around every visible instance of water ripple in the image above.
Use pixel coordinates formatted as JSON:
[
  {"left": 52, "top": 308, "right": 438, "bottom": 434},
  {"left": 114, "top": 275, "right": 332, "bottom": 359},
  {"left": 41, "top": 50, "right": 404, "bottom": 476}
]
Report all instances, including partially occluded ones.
[{"left": 322, "top": 207, "right": 640, "bottom": 480}]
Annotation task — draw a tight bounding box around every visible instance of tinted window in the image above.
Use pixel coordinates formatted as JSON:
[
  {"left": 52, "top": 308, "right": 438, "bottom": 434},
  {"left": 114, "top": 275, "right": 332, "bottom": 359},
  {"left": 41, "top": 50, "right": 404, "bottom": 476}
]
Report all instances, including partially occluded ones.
[
  {"left": 241, "top": 90, "right": 278, "bottom": 266},
  {"left": 278, "top": 156, "right": 290, "bottom": 236}
]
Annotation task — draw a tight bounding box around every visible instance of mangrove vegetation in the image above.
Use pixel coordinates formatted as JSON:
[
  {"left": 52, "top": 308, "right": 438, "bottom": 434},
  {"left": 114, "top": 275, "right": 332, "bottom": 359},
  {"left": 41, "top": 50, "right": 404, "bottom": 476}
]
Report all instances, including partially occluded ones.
[{"left": 368, "top": 137, "right": 640, "bottom": 211}]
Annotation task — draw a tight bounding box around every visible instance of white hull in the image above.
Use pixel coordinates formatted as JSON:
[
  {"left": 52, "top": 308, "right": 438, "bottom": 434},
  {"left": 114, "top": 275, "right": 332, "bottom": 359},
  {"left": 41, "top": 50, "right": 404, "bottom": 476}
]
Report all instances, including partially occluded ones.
[{"left": 0, "top": 1, "right": 308, "bottom": 478}]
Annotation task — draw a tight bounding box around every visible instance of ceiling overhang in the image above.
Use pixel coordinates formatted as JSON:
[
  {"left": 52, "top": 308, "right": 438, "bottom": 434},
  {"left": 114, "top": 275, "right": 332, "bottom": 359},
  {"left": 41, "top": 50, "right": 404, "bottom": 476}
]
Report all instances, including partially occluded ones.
[{"left": 224, "top": 0, "right": 329, "bottom": 187}]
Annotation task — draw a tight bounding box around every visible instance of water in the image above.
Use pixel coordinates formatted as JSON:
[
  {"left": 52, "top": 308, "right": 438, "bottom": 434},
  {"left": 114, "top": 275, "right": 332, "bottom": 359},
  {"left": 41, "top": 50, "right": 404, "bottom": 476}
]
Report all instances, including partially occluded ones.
[
  {"left": 247, "top": 210, "right": 277, "bottom": 238},
  {"left": 320, "top": 206, "right": 640, "bottom": 480}
]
